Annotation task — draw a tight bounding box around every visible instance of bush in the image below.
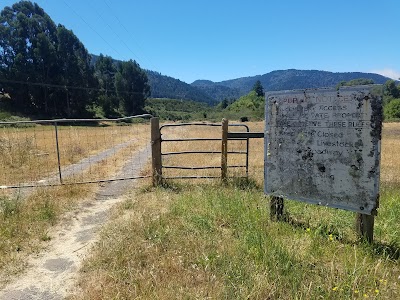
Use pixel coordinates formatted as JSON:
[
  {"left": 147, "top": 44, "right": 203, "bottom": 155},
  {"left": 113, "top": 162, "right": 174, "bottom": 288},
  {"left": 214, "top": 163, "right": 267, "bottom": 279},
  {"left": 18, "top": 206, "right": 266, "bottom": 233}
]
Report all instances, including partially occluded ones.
[{"left": 384, "top": 99, "right": 400, "bottom": 120}]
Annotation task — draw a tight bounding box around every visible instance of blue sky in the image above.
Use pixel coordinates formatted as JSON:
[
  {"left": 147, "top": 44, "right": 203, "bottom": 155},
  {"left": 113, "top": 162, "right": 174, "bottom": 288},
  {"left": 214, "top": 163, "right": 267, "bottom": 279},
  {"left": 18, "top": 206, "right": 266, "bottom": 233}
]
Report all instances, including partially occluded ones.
[{"left": 0, "top": 0, "right": 398, "bottom": 83}]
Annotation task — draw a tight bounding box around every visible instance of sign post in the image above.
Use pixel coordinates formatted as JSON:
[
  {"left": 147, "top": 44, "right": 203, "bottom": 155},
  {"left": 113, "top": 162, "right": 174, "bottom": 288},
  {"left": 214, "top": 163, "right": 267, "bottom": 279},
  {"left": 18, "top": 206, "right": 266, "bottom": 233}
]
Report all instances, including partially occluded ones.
[{"left": 264, "top": 86, "right": 382, "bottom": 242}]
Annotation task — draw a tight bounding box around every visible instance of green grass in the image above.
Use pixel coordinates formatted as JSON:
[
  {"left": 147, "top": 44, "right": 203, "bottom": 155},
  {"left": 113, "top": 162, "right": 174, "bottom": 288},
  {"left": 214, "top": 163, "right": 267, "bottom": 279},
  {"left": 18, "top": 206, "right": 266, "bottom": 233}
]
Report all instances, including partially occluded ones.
[{"left": 74, "top": 182, "right": 399, "bottom": 299}]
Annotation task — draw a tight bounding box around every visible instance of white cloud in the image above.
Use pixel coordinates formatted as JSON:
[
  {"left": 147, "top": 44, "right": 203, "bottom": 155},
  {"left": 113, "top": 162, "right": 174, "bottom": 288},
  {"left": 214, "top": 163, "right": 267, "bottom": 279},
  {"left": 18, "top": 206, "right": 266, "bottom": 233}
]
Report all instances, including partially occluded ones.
[{"left": 371, "top": 68, "right": 400, "bottom": 80}]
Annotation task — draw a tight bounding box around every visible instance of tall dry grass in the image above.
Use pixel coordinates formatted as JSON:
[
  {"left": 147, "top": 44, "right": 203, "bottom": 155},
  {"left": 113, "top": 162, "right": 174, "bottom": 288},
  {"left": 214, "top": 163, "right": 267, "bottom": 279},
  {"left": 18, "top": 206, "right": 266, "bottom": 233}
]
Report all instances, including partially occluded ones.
[
  {"left": 0, "top": 122, "right": 152, "bottom": 287},
  {"left": 0, "top": 123, "right": 150, "bottom": 186},
  {"left": 160, "top": 121, "right": 264, "bottom": 183},
  {"left": 72, "top": 120, "right": 399, "bottom": 300}
]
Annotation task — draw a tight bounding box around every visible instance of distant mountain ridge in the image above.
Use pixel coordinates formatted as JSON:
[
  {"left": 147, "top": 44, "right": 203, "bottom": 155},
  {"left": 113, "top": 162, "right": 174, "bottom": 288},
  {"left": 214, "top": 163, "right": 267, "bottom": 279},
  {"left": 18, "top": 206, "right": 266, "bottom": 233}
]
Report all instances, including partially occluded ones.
[
  {"left": 91, "top": 55, "right": 391, "bottom": 104},
  {"left": 192, "top": 69, "right": 391, "bottom": 101}
]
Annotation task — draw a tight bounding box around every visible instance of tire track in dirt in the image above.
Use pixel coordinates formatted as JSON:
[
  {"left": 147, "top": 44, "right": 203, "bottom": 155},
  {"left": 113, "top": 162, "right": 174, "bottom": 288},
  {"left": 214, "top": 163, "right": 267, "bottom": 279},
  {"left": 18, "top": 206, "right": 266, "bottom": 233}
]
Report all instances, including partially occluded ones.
[{"left": 0, "top": 146, "right": 150, "bottom": 300}]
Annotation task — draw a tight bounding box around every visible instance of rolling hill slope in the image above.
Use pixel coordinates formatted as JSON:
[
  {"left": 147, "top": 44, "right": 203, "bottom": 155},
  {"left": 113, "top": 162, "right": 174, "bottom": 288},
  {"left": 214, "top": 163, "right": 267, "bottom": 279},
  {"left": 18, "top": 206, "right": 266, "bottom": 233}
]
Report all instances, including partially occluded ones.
[{"left": 192, "top": 69, "right": 391, "bottom": 101}]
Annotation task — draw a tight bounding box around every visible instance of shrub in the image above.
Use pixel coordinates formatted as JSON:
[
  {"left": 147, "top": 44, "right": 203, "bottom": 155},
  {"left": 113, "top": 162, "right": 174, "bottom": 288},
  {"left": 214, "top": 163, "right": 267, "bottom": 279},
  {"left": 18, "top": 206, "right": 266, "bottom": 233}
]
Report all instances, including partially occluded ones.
[{"left": 384, "top": 99, "right": 400, "bottom": 120}]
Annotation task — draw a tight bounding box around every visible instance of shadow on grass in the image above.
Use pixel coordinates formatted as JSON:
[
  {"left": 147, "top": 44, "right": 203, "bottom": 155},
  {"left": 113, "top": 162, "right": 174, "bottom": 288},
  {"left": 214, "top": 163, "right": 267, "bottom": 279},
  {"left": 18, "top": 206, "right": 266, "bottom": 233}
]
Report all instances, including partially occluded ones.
[
  {"left": 226, "top": 177, "right": 261, "bottom": 190},
  {"left": 145, "top": 177, "right": 262, "bottom": 193},
  {"left": 271, "top": 205, "right": 400, "bottom": 261},
  {"left": 370, "top": 241, "right": 400, "bottom": 261}
]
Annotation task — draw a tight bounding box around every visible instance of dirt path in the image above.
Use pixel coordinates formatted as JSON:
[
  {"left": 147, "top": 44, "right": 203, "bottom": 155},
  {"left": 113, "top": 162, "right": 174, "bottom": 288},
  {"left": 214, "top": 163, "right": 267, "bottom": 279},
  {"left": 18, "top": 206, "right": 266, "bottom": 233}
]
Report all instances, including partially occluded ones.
[{"left": 0, "top": 146, "right": 150, "bottom": 300}]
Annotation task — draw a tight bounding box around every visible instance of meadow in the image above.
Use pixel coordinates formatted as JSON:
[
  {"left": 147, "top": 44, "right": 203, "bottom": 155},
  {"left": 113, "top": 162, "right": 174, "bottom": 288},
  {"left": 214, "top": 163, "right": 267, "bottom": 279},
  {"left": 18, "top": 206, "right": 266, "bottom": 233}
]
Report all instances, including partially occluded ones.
[
  {"left": 0, "top": 121, "right": 150, "bottom": 186},
  {"left": 71, "top": 121, "right": 399, "bottom": 299},
  {"left": 0, "top": 121, "right": 150, "bottom": 287}
]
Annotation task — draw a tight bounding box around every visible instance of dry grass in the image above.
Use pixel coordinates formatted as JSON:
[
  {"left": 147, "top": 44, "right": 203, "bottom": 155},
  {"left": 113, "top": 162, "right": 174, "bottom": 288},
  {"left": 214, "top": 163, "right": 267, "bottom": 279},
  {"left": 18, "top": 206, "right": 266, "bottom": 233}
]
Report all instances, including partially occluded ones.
[
  {"left": 0, "top": 121, "right": 152, "bottom": 286},
  {"left": 0, "top": 184, "right": 93, "bottom": 287},
  {"left": 0, "top": 123, "right": 150, "bottom": 186},
  {"left": 381, "top": 122, "right": 400, "bottom": 186},
  {"left": 161, "top": 121, "right": 264, "bottom": 183},
  {"left": 72, "top": 121, "right": 399, "bottom": 300}
]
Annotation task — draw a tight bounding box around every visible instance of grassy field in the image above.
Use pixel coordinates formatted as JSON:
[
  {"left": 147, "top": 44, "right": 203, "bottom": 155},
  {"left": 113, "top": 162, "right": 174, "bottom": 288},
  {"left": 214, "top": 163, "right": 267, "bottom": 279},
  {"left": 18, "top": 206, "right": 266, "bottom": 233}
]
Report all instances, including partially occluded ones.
[
  {"left": 0, "top": 122, "right": 150, "bottom": 186},
  {"left": 160, "top": 122, "right": 262, "bottom": 181},
  {"left": 71, "top": 121, "right": 399, "bottom": 299},
  {"left": 0, "top": 122, "right": 150, "bottom": 287}
]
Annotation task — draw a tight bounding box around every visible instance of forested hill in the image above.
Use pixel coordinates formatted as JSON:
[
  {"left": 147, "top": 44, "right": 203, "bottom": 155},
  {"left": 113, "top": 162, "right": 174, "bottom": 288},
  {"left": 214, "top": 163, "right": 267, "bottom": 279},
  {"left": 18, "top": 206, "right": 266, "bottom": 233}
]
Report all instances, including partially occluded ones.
[
  {"left": 145, "top": 71, "right": 215, "bottom": 104},
  {"left": 91, "top": 55, "right": 215, "bottom": 105},
  {"left": 92, "top": 56, "right": 391, "bottom": 104},
  {"left": 192, "top": 69, "right": 391, "bottom": 101}
]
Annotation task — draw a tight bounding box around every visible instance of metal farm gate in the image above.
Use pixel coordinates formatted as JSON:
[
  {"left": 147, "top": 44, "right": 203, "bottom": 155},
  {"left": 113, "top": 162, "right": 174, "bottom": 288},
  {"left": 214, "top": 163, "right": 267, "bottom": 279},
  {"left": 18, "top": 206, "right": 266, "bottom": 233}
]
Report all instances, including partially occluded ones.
[
  {"left": 150, "top": 118, "right": 263, "bottom": 184},
  {"left": 0, "top": 115, "right": 152, "bottom": 188}
]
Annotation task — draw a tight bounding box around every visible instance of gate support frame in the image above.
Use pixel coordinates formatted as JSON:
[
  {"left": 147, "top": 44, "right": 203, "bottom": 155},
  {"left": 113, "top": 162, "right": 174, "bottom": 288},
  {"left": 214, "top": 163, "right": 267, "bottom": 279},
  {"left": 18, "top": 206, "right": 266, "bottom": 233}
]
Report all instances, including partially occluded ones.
[{"left": 151, "top": 117, "right": 162, "bottom": 186}]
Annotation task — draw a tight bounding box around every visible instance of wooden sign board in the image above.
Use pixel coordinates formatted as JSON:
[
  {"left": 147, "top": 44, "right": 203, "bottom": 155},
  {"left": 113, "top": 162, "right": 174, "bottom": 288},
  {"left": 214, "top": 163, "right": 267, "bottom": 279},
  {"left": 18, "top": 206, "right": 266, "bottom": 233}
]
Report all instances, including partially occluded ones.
[{"left": 264, "top": 86, "right": 382, "bottom": 215}]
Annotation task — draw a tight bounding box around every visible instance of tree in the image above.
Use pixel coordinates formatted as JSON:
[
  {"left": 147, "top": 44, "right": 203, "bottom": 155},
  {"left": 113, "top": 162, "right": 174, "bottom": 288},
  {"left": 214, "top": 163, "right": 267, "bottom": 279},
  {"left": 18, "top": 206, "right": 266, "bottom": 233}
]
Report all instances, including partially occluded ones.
[
  {"left": 0, "top": 1, "right": 59, "bottom": 114},
  {"left": 115, "top": 60, "right": 150, "bottom": 115},
  {"left": 253, "top": 80, "right": 264, "bottom": 97},
  {"left": 336, "top": 78, "right": 374, "bottom": 89},
  {"left": 220, "top": 98, "right": 229, "bottom": 109},
  {"left": 0, "top": 1, "right": 98, "bottom": 117},
  {"left": 56, "top": 25, "right": 97, "bottom": 117},
  {"left": 384, "top": 79, "right": 399, "bottom": 99},
  {"left": 384, "top": 99, "right": 400, "bottom": 119},
  {"left": 94, "top": 54, "right": 119, "bottom": 117}
]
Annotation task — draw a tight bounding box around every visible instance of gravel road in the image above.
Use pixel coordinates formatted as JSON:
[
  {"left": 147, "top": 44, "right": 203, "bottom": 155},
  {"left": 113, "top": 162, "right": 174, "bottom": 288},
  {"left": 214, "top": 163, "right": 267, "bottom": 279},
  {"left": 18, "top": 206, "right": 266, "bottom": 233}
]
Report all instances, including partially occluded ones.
[{"left": 0, "top": 145, "right": 151, "bottom": 300}]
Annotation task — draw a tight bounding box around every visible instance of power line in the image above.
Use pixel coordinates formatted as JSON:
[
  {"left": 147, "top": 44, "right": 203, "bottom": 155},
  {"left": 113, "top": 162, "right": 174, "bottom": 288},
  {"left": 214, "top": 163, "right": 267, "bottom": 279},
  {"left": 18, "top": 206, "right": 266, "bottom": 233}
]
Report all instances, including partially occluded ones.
[
  {"left": 102, "top": 0, "right": 155, "bottom": 70},
  {"left": 0, "top": 78, "right": 147, "bottom": 96},
  {"left": 62, "top": 0, "right": 121, "bottom": 58},
  {"left": 88, "top": 0, "right": 141, "bottom": 63}
]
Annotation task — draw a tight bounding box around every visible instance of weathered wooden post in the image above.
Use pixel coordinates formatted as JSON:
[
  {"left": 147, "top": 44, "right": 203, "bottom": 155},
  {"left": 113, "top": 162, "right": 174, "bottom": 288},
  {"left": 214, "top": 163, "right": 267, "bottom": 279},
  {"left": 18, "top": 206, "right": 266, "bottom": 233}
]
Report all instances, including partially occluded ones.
[
  {"left": 356, "top": 213, "right": 375, "bottom": 243},
  {"left": 151, "top": 117, "right": 162, "bottom": 186},
  {"left": 270, "top": 196, "right": 284, "bottom": 221},
  {"left": 221, "top": 118, "right": 228, "bottom": 182}
]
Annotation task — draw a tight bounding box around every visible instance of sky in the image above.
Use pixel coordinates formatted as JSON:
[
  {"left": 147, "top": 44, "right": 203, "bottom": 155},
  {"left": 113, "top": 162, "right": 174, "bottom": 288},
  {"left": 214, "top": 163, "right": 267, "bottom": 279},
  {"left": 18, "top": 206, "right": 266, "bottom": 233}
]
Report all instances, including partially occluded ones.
[{"left": 0, "top": 0, "right": 399, "bottom": 84}]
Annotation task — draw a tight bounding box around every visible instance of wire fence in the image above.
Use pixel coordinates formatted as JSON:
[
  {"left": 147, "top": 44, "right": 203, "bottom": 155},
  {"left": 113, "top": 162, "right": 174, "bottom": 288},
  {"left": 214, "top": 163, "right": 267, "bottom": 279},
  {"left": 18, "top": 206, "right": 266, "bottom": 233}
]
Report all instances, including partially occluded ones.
[{"left": 0, "top": 115, "right": 152, "bottom": 188}]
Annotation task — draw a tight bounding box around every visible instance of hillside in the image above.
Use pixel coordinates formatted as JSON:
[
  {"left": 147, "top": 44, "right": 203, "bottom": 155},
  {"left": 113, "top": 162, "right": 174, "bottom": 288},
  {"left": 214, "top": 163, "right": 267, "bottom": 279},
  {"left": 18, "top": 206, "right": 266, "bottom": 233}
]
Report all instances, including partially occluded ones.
[
  {"left": 144, "top": 98, "right": 210, "bottom": 121},
  {"left": 145, "top": 71, "right": 215, "bottom": 104},
  {"left": 93, "top": 54, "right": 392, "bottom": 105},
  {"left": 192, "top": 69, "right": 391, "bottom": 101},
  {"left": 91, "top": 55, "right": 215, "bottom": 105}
]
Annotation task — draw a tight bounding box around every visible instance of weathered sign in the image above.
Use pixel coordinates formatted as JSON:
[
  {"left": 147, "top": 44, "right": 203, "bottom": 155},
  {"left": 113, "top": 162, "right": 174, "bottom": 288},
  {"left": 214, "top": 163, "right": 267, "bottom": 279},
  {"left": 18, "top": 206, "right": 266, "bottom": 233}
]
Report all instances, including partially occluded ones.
[{"left": 264, "top": 86, "right": 382, "bottom": 215}]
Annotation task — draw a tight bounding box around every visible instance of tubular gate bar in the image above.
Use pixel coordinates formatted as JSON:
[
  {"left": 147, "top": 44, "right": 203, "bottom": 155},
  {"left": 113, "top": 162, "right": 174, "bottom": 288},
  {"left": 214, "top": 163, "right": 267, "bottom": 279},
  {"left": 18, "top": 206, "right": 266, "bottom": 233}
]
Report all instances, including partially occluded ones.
[{"left": 158, "top": 121, "right": 262, "bottom": 180}]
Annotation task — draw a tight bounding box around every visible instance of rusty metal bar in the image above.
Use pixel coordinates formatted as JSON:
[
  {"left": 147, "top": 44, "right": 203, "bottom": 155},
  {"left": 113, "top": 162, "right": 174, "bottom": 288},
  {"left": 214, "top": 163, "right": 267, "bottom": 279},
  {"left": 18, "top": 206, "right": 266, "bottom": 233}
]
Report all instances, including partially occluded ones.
[
  {"left": 162, "top": 151, "right": 220, "bottom": 155},
  {"left": 160, "top": 122, "right": 221, "bottom": 131},
  {"left": 164, "top": 176, "right": 222, "bottom": 179},
  {"left": 221, "top": 119, "right": 228, "bottom": 181},
  {"left": 163, "top": 165, "right": 246, "bottom": 170},
  {"left": 164, "top": 176, "right": 248, "bottom": 180},
  {"left": 163, "top": 166, "right": 221, "bottom": 170},
  {"left": 162, "top": 150, "right": 246, "bottom": 156},
  {"left": 162, "top": 138, "right": 221, "bottom": 142},
  {"left": 228, "top": 132, "right": 264, "bottom": 139}
]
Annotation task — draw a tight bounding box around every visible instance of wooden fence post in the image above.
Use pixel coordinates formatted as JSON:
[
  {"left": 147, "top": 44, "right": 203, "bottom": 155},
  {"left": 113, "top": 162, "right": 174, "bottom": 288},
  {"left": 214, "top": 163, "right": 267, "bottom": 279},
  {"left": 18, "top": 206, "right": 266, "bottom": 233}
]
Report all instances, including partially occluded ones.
[
  {"left": 270, "top": 196, "right": 284, "bottom": 221},
  {"left": 355, "top": 213, "right": 374, "bottom": 243},
  {"left": 151, "top": 117, "right": 162, "bottom": 186},
  {"left": 221, "top": 118, "right": 228, "bottom": 182}
]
